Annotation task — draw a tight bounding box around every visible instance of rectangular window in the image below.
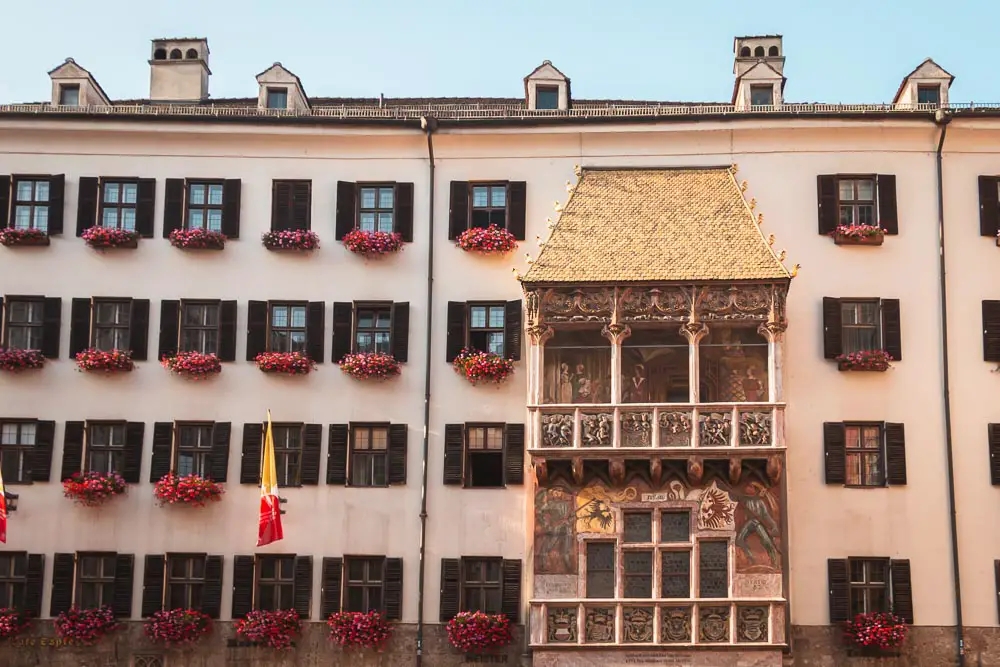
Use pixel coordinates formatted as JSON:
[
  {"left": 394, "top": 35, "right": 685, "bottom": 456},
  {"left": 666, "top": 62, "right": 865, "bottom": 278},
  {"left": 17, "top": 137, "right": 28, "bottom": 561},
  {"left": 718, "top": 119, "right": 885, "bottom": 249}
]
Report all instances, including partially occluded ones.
[
  {"left": 623, "top": 512, "right": 652, "bottom": 543},
  {"left": 465, "top": 425, "right": 504, "bottom": 488},
  {"left": 750, "top": 85, "right": 774, "bottom": 106},
  {"left": 175, "top": 424, "right": 213, "bottom": 477},
  {"left": 917, "top": 85, "right": 941, "bottom": 105},
  {"left": 536, "top": 86, "right": 559, "bottom": 110},
  {"left": 660, "top": 550, "right": 691, "bottom": 598},
  {"left": 660, "top": 511, "right": 691, "bottom": 543},
  {"left": 77, "top": 553, "right": 116, "bottom": 609},
  {"left": 350, "top": 424, "right": 388, "bottom": 487},
  {"left": 167, "top": 555, "right": 205, "bottom": 610},
  {"left": 849, "top": 558, "right": 889, "bottom": 616},
  {"left": 180, "top": 302, "right": 220, "bottom": 355},
  {"left": 272, "top": 425, "right": 302, "bottom": 487},
  {"left": 86, "top": 423, "right": 125, "bottom": 475},
  {"left": 354, "top": 306, "right": 391, "bottom": 355},
  {"left": 345, "top": 556, "right": 384, "bottom": 613},
  {"left": 837, "top": 177, "right": 876, "bottom": 227},
  {"left": 58, "top": 85, "right": 80, "bottom": 106},
  {"left": 266, "top": 88, "right": 288, "bottom": 110},
  {"left": 186, "top": 182, "right": 224, "bottom": 232},
  {"left": 461, "top": 558, "right": 501, "bottom": 613},
  {"left": 256, "top": 555, "right": 295, "bottom": 611},
  {"left": 269, "top": 303, "right": 307, "bottom": 354},
  {"left": 3, "top": 298, "right": 43, "bottom": 351},
  {"left": 92, "top": 299, "right": 131, "bottom": 351},
  {"left": 585, "top": 542, "right": 615, "bottom": 598},
  {"left": 698, "top": 541, "right": 729, "bottom": 598},
  {"left": 468, "top": 304, "right": 505, "bottom": 356},
  {"left": 622, "top": 550, "right": 652, "bottom": 598},
  {"left": 841, "top": 300, "right": 880, "bottom": 354},
  {"left": 470, "top": 183, "right": 508, "bottom": 230},
  {"left": 0, "top": 554, "right": 25, "bottom": 608},
  {"left": 99, "top": 181, "right": 138, "bottom": 231},
  {"left": 12, "top": 179, "right": 50, "bottom": 232},
  {"left": 358, "top": 186, "right": 395, "bottom": 233},
  {"left": 845, "top": 423, "right": 884, "bottom": 487},
  {"left": 0, "top": 422, "right": 35, "bottom": 484}
]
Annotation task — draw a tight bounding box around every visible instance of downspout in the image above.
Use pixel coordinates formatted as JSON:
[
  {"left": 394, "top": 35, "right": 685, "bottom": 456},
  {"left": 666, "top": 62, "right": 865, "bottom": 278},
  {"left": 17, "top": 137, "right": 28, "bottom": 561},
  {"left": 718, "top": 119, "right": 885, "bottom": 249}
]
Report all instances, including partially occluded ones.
[
  {"left": 415, "top": 115, "right": 437, "bottom": 667},
  {"left": 934, "top": 109, "right": 964, "bottom": 665}
]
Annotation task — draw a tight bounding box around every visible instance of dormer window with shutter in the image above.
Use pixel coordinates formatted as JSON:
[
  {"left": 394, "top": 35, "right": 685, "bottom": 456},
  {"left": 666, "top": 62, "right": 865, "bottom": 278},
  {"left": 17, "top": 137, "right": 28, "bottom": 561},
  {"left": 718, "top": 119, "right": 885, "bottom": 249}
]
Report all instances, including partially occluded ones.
[{"left": 817, "top": 174, "right": 898, "bottom": 245}]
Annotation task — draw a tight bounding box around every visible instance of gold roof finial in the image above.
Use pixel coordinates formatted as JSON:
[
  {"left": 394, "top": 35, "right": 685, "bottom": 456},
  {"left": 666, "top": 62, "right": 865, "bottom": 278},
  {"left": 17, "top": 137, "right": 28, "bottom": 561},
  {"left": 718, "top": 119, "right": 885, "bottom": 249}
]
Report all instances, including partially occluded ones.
[
  {"left": 757, "top": 213, "right": 764, "bottom": 225},
  {"left": 574, "top": 164, "right": 582, "bottom": 177},
  {"left": 749, "top": 198, "right": 757, "bottom": 211},
  {"left": 525, "top": 253, "right": 534, "bottom": 265},
  {"left": 791, "top": 263, "right": 801, "bottom": 278},
  {"left": 778, "top": 249, "right": 787, "bottom": 261},
  {"left": 512, "top": 267, "right": 522, "bottom": 280},
  {"left": 732, "top": 163, "right": 739, "bottom": 173},
  {"left": 768, "top": 234, "right": 775, "bottom": 246},
  {"left": 554, "top": 201, "right": 563, "bottom": 212},
  {"left": 740, "top": 180, "right": 748, "bottom": 193}
]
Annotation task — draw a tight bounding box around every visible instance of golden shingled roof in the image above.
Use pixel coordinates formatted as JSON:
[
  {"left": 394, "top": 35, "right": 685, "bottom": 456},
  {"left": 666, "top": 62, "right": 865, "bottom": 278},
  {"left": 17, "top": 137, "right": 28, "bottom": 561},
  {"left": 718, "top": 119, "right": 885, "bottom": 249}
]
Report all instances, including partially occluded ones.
[{"left": 521, "top": 167, "right": 790, "bottom": 284}]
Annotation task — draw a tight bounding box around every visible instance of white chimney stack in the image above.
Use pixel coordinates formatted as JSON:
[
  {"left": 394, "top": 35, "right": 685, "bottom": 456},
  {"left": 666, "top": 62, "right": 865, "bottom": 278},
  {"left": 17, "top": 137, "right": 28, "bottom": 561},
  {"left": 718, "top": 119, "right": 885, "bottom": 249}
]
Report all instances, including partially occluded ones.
[{"left": 149, "top": 38, "right": 210, "bottom": 102}]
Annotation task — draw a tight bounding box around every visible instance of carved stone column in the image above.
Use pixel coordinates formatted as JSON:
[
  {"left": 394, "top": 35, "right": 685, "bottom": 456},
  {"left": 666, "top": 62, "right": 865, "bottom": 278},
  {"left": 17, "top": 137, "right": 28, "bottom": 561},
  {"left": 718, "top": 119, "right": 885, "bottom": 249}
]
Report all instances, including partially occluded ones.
[
  {"left": 602, "top": 323, "right": 631, "bottom": 404},
  {"left": 526, "top": 325, "right": 554, "bottom": 406},
  {"left": 681, "top": 321, "right": 709, "bottom": 404},
  {"left": 757, "top": 321, "right": 786, "bottom": 403}
]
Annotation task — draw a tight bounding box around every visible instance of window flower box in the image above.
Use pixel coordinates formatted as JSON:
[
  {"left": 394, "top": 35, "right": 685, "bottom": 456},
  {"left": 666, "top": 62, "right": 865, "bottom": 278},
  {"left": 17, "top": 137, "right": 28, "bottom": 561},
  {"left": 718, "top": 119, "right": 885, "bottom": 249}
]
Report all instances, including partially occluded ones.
[
  {"left": 153, "top": 473, "right": 224, "bottom": 508},
  {"left": 161, "top": 351, "right": 222, "bottom": 380},
  {"left": 836, "top": 349, "right": 893, "bottom": 372},
  {"left": 833, "top": 224, "right": 884, "bottom": 246},
  {"left": 453, "top": 349, "right": 515, "bottom": 385},
  {"left": 343, "top": 229, "right": 404, "bottom": 257},
  {"left": 339, "top": 352, "right": 401, "bottom": 381},
  {"left": 255, "top": 351, "right": 316, "bottom": 375},
  {"left": 0, "top": 227, "right": 49, "bottom": 247},
  {"left": 63, "top": 471, "right": 128, "bottom": 507},
  {"left": 235, "top": 609, "right": 301, "bottom": 649},
  {"left": 144, "top": 609, "right": 212, "bottom": 646},
  {"left": 81, "top": 226, "right": 138, "bottom": 249},
  {"left": 457, "top": 225, "right": 518, "bottom": 255},
  {"left": 54, "top": 606, "right": 119, "bottom": 646},
  {"left": 327, "top": 610, "right": 392, "bottom": 650},
  {"left": 446, "top": 612, "right": 512, "bottom": 653},
  {"left": 843, "top": 612, "right": 908, "bottom": 655},
  {"left": 262, "top": 229, "right": 320, "bottom": 252},
  {"left": 0, "top": 348, "right": 45, "bottom": 372},
  {"left": 169, "top": 228, "right": 227, "bottom": 250},
  {"left": 76, "top": 348, "right": 134, "bottom": 373},
  {"left": 0, "top": 609, "right": 31, "bottom": 640}
]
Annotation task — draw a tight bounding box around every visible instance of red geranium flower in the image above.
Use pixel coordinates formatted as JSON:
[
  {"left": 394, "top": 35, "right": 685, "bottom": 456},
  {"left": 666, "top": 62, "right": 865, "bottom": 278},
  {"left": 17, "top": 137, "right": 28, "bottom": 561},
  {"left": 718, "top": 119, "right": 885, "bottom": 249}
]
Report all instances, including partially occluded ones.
[
  {"left": 0, "top": 227, "right": 48, "bottom": 246},
  {"left": 153, "top": 473, "right": 224, "bottom": 507},
  {"left": 836, "top": 349, "right": 893, "bottom": 372},
  {"left": 456, "top": 225, "right": 517, "bottom": 255},
  {"left": 0, "top": 347, "right": 45, "bottom": 372},
  {"left": 338, "top": 352, "right": 401, "bottom": 380},
  {"left": 144, "top": 609, "right": 212, "bottom": 646},
  {"left": 236, "top": 609, "right": 301, "bottom": 649},
  {"left": 453, "top": 349, "right": 515, "bottom": 385},
  {"left": 161, "top": 351, "right": 222, "bottom": 379},
  {"left": 0, "top": 609, "right": 30, "bottom": 640},
  {"left": 75, "top": 348, "right": 134, "bottom": 373},
  {"left": 343, "top": 229, "right": 404, "bottom": 257},
  {"left": 262, "top": 229, "right": 320, "bottom": 251},
  {"left": 169, "top": 228, "right": 227, "bottom": 250},
  {"left": 54, "top": 606, "right": 119, "bottom": 645},
  {"left": 446, "top": 611, "right": 512, "bottom": 653},
  {"left": 63, "top": 471, "right": 128, "bottom": 507},
  {"left": 327, "top": 610, "right": 392, "bottom": 650},
  {"left": 81, "top": 226, "right": 138, "bottom": 249},
  {"left": 255, "top": 351, "right": 316, "bottom": 375},
  {"left": 844, "top": 611, "right": 908, "bottom": 651}
]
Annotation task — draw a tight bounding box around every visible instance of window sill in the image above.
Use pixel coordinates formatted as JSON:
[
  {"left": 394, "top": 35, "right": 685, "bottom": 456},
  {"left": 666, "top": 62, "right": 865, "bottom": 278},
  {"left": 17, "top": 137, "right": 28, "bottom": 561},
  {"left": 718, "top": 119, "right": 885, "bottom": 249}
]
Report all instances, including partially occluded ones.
[
  {"left": 85, "top": 238, "right": 138, "bottom": 250},
  {"left": 833, "top": 231, "right": 884, "bottom": 246},
  {"left": 836, "top": 362, "right": 890, "bottom": 372},
  {"left": 0, "top": 233, "right": 50, "bottom": 247}
]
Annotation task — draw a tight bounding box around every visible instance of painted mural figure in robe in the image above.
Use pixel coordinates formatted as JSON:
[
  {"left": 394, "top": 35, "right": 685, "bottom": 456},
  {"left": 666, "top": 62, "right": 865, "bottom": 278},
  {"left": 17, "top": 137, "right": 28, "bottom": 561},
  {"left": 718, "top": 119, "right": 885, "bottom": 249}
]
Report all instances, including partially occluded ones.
[{"left": 733, "top": 481, "right": 781, "bottom": 569}]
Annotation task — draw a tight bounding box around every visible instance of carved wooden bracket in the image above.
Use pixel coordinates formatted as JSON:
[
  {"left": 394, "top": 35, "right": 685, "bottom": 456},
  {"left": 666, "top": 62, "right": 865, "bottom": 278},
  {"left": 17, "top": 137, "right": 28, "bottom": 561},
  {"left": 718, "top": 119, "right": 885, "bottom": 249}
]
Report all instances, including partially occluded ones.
[
  {"left": 572, "top": 456, "right": 584, "bottom": 486},
  {"left": 686, "top": 456, "right": 704, "bottom": 486},
  {"left": 649, "top": 458, "right": 663, "bottom": 486},
  {"left": 729, "top": 457, "right": 742, "bottom": 486},
  {"left": 533, "top": 459, "right": 548, "bottom": 486},
  {"left": 767, "top": 454, "right": 783, "bottom": 485},
  {"left": 609, "top": 457, "right": 626, "bottom": 486}
]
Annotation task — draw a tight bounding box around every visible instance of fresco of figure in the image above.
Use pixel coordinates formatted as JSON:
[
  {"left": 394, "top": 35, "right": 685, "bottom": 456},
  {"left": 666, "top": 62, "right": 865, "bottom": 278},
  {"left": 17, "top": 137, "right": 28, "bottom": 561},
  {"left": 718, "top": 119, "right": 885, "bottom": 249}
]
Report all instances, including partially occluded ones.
[{"left": 733, "top": 481, "right": 780, "bottom": 569}]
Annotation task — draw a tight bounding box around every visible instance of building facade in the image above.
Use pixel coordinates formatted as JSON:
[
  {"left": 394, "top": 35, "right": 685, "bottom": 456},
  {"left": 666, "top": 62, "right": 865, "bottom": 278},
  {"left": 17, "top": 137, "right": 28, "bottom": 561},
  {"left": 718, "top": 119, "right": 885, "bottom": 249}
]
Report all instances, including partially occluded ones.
[{"left": 0, "top": 34, "right": 997, "bottom": 667}]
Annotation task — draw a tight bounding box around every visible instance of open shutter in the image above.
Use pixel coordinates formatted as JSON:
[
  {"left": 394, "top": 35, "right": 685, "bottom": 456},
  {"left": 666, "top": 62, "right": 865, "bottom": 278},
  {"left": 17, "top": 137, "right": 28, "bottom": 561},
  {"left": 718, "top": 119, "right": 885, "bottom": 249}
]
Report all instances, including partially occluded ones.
[
  {"left": 331, "top": 302, "right": 353, "bottom": 363},
  {"left": 69, "top": 298, "right": 92, "bottom": 356},
  {"left": 129, "top": 299, "right": 150, "bottom": 361},
  {"left": 123, "top": 422, "right": 145, "bottom": 483},
  {"left": 162, "top": 178, "right": 185, "bottom": 238},
  {"left": 877, "top": 174, "right": 898, "bottom": 235},
  {"left": 448, "top": 181, "right": 469, "bottom": 240},
  {"left": 816, "top": 175, "right": 838, "bottom": 235},
  {"left": 505, "top": 300, "right": 522, "bottom": 361},
  {"left": 50, "top": 553, "right": 75, "bottom": 617},
  {"left": 505, "top": 424, "right": 525, "bottom": 485},
  {"left": 76, "top": 177, "right": 99, "bottom": 236},
  {"left": 41, "top": 297, "right": 61, "bottom": 358},
  {"left": 881, "top": 299, "right": 902, "bottom": 361},
  {"left": 395, "top": 182, "right": 414, "bottom": 242},
  {"left": 823, "top": 422, "right": 846, "bottom": 484},
  {"left": 218, "top": 300, "right": 237, "bottom": 362},
  {"left": 113, "top": 554, "right": 134, "bottom": 618},
  {"left": 306, "top": 301, "right": 325, "bottom": 364},
  {"left": 443, "top": 424, "right": 464, "bottom": 485},
  {"left": 301, "top": 424, "right": 322, "bottom": 485},
  {"left": 24, "top": 554, "right": 44, "bottom": 618},
  {"left": 30, "top": 420, "right": 55, "bottom": 482},
  {"left": 47, "top": 175, "right": 65, "bottom": 235},
  {"left": 135, "top": 179, "right": 156, "bottom": 238},
  {"left": 271, "top": 181, "right": 292, "bottom": 231},
  {"left": 202, "top": 555, "right": 223, "bottom": 619},
  {"left": 827, "top": 559, "right": 849, "bottom": 623},
  {"left": 291, "top": 181, "right": 311, "bottom": 230},
  {"left": 990, "top": 425, "right": 1000, "bottom": 485},
  {"left": 335, "top": 181, "right": 357, "bottom": 240},
  {"left": 822, "top": 297, "right": 842, "bottom": 359},
  {"left": 446, "top": 302, "right": 467, "bottom": 363},
  {"left": 996, "top": 561, "right": 1000, "bottom": 624},
  {"left": 326, "top": 424, "right": 348, "bottom": 485},
  {"left": 0, "top": 176, "right": 10, "bottom": 229},
  {"left": 890, "top": 560, "right": 913, "bottom": 623},
  {"left": 384, "top": 558, "right": 403, "bottom": 621},
  {"left": 388, "top": 424, "right": 407, "bottom": 485},
  {"left": 141, "top": 555, "right": 165, "bottom": 617},
  {"left": 158, "top": 300, "right": 180, "bottom": 360},
  {"left": 501, "top": 559, "right": 522, "bottom": 622},
  {"left": 240, "top": 423, "right": 263, "bottom": 484},
  {"left": 61, "top": 421, "right": 85, "bottom": 480},
  {"left": 231, "top": 555, "right": 255, "bottom": 618},
  {"left": 980, "top": 176, "right": 1000, "bottom": 237},
  {"left": 885, "top": 422, "right": 907, "bottom": 485},
  {"left": 209, "top": 422, "right": 231, "bottom": 483},
  {"left": 507, "top": 181, "right": 527, "bottom": 240},
  {"left": 439, "top": 558, "right": 461, "bottom": 621},
  {"left": 984, "top": 301, "right": 1000, "bottom": 362},
  {"left": 222, "top": 179, "right": 242, "bottom": 239},
  {"left": 320, "top": 557, "right": 343, "bottom": 618},
  {"left": 246, "top": 301, "right": 268, "bottom": 361},
  {"left": 293, "top": 556, "right": 313, "bottom": 620},
  {"left": 149, "top": 422, "right": 173, "bottom": 482},
  {"left": 391, "top": 302, "right": 410, "bottom": 362}
]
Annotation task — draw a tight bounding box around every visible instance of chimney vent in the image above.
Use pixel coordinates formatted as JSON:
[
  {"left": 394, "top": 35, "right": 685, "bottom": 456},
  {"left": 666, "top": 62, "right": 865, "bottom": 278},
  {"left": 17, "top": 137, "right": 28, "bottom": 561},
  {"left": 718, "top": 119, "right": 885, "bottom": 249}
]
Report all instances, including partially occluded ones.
[{"left": 149, "top": 37, "right": 210, "bottom": 102}]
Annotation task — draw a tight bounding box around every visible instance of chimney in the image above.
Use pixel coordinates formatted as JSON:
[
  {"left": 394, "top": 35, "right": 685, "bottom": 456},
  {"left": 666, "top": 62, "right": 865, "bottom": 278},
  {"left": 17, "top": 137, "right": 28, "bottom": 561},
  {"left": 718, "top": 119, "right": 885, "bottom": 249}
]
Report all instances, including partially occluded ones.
[
  {"left": 732, "top": 35, "right": 785, "bottom": 109},
  {"left": 149, "top": 38, "right": 211, "bottom": 102}
]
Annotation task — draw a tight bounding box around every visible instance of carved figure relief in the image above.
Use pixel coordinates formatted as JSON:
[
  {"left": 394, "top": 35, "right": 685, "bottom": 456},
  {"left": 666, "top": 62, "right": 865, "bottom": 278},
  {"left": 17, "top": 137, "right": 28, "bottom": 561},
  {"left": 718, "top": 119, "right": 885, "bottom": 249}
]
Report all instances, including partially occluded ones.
[
  {"left": 739, "top": 411, "right": 772, "bottom": 446},
  {"left": 547, "top": 607, "right": 578, "bottom": 643},
  {"left": 585, "top": 607, "right": 615, "bottom": 643},
  {"left": 623, "top": 607, "right": 654, "bottom": 643},
  {"left": 737, "top": 606, "right": 769, "bottom": 643},
  {"left": 541, "top": 413, "right": 574, "bottom": 448},
  {"left": 699, "top": 606, "right": 731, "bottom": 642},
  {"left": 658, "top": 411, "right": 692, "bottom": 447},
  {"left": 621, "top": 412, "right": 653, "bottom": 447},
  {"left": 581, "top": 413, "right": 613, "bottom": 448},
  {"left": 661, "top": 607, "right": 692, "bottom": 643}
]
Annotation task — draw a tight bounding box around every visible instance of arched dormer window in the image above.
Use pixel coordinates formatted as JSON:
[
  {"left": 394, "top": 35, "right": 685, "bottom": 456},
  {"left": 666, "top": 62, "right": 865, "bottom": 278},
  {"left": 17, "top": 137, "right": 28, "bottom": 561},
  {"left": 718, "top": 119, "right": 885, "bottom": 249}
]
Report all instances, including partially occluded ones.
[
  {"left": 768, "top": 45, "right": 779, "bottom": 57},
  {"left": 740, "top": 46, "right": 751, "bottom": 57},
  {"left": 169, "top": 49, "right": 182, "bottom": 60},
  {"left": 754, "top": 46, "right": 765, "bottom": 57}
]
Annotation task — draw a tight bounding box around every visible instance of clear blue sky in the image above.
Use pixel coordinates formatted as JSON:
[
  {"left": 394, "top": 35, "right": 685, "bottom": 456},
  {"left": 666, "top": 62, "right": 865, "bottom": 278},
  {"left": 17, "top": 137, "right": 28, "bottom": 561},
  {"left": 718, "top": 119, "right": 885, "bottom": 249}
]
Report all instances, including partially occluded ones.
[{"left": 3, "top": 0, "right": 998, "bottom": 104}]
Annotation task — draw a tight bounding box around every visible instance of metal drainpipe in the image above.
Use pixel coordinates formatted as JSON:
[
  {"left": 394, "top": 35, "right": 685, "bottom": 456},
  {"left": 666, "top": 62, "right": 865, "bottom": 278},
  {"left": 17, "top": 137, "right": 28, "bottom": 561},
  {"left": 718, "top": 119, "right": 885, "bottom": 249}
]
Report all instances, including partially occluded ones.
[
  {"left": 415, "top": 115, "right": 437, "bottom": 667},
  {"left": 934, "top": 109, "right": 964, "bottom": 665}
]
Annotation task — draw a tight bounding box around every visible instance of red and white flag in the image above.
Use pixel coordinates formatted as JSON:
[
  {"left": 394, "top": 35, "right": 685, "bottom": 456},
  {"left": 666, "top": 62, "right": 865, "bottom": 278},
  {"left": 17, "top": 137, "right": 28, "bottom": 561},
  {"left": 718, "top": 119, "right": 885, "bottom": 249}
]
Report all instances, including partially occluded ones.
[
  {"left": 0, "top": 462, "right": 8, "bottom": 543},
  {"left": 257, "top": 411, "right": 284, "bottom": 547}
]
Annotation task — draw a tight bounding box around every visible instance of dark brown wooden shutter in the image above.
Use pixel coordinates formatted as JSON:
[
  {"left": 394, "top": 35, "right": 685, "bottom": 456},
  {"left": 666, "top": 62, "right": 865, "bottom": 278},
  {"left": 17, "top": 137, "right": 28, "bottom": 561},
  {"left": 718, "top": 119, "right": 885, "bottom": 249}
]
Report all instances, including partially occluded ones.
[
  {"left": 980, "top": 176, "right": 1000, "bottom": 237},
  {"left": 69, "top": 298, "right": 91, "bottom": 356},
  {"left": 984, "top": 301, "right": 1000, "bottom": 362},
  {"left": 293, "top": 555, "right": 313, "bottom": 620},
  {"left": 129, "top": 299, "right": 150, "bottom": 361},
  {"left": 231, "top": 555, "right": 255, "bottom": 618},
  {"left": 877, "top": 174, "right": 898, "bottom": 235},
  {"left": 881, "top": 299, "right": 902, "bottom": 361},
  {"left": 246, "top": 301, "right": 268, "bottom": 361},
  {"left": 222, "top": 179, "right": 242, "bottom": 239},
  {"left": 828, "top": 558, "right": 849, "bottom": 622},
  {"left": 202, "top": 555, "right": 223, "bottom": 619},
  {"left": 50, "top": 553, "right": 75, "bottom": 616},
  {"left": 817, "top": 175, "right": 838, "bottom": 235},
  {"left": 505, "top": 300, "right": 522, "bottom": 361},
  {"left": 443, "top": 424, "right": 464, "bottom": 485},
  {"left": 0, "top": 176, "right": 10, "bottom": 229},
  {"left": 123, "top": 422, "right": 145, "bottom": 483},
  {"left": 885, "top": 422, "right": 907, "bottom": 486},
  {"left": 501, "top": 559, "right": 522, "bottom": 622},
  {"left": 507, "top": 181, "right": 527, "bottom": 240},
  {"left": 41, "top": 297, "right": 61, "bottom": 358},
  {"left": 823, "top": 422, "right": 846, "bottom": 485},
  {"left": 291, "top": 181, "right": 311, "bottom": 230},
  {"left": 327, "top": 424, "right": 348, "bottom": 485},
  {"left": 218, "top": 300, "right": 237, "bottom": 362},
  {"left": 158, "top": 300, "right": 180, "bottom": 360},
  {"left": 209, "top": 422, "right": 231, "bottom": 483},
  {"left": 320, "top": 557, "right": 343, "bottom": 618},
  {"left": 388, "top": 424, "right": 407, "bottom": 485},
  {"left": 240, "top": 423, "right": 263, "bottom": 484},
  {"left": 141, "top": 555, "right": 165, "bottom": 617},
  {"left": 306, "top": 301, "right": 325, "bottom": 364},
  {"left": 448, "top": 181, "right": 469, "bottom": 240},
  {"left": 384, "top": 557, "right": 403, "bottom": 620},
  {"left": 439, "top": 558, "right": 460, "bottom": 621},
  {"left": 391, "top": 302, "right": 410, "bottom": 362},
  {"left": 30, "top": 420, "right": 55, "bottom": 483},
  {"left": 271, "top": 180, "right": 291, "bottom": 231},
  {"left": 822, "top": 297, "right": 842, "bottom": 359},
  {"left": 996, "top": 560, "right": 1000, "bottom": 623},
  {"left": 990, "top": 424, "right": 1000, "bottom": 485},
  {"left": 135, "top": 178, "right": 156, "bottom": 238},
  {"left": 24, "top": 554, "right": 44, "bottom": 618},
  {"left": 396, "top": 183, "right": 414, "bottom": 242},
  {"left": 890, "top": 559, "right": 913, "bottom": 623},
  {"left": 76, "top": 177, "right": 99, "bottom": 236},
  {"left": 113, "top": 554, "right": 134, "bottom": 618},
  {"left": 446, "top": 302, "right": 468, "bottom": 362},
  {"left": 331, "top": 302, "right": 353, "bottom": 363},
  {"left": 149, "top": 422, "right": 173, "bottom": 482},
  {"left": 335, "top": 181, "right": 357, "bottom": 240},
  {"left": 301, "top": 424, "right": 322, "bottom": 485},
  {"left": 61, "top": 421, "right": 85, "bottom": 480},
  {"left": 162, "top": 178, "right": 185, "bottom": 238},
  {"left": 505, "top": 424, "right": 525, "bottom": 485},
  {"left": 47, "top": 175, "right": 65, "bottom": 235}
]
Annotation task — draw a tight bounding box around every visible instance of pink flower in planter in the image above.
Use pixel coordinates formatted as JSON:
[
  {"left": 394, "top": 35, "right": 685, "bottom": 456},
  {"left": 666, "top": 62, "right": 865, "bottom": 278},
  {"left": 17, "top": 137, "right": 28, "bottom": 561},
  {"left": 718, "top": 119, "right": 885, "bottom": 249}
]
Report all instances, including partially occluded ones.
[
  {"left": 153, "top": 473, "right": 224, "bottom": 507},
  {"left": 843, "top": 612, "right": 908, "bottom": 651},
  {"left": 338, "top": 352, "right": 401, "bottom": 380},
  {"left": 54, "top": 606, "right": 119, "bottom": 645},
  {"left": 452, "top": 349, "right": 514, "bottom": 385},
  {"left": 0, "top": 227, "right": 49, "bottom": 246},
  {"left": 456, "top": 225, "right": 518, "bottom": 254},
  {"left": 0, "top": 348, "right": 45, "bottom": 372},
  {"left": 75, "top": 348, "right": 134, "bottom": 373},
  {"left": 235, "top": 609, "right": 301, "bottom": 649},
  {"left": 255, "top": 351, "right": 316, "bottom": 375},
  {"left": 144, "top": 609, "right": 212, "bottom": 646},
  {"left": 343, "top": 228, "right": 404, "bottom": 257},
  {"left": 833, "top": 224, "right": 883, "bottom": 239},
  {"left": 262, "top": 229, "right": 320, "bottom": 251},
  {"left": 0, "top": 609, "right": 31, "bottom": 640},
  {"left": 81, "top": 226, "right": 138, "bottom": 249},
  {"left": 446, "top": 611, "right": 512, "bottom": 653},
  {"left": 161, "top": 351, "right": 222, "bottom": 379},
  {"left": 327, "top": 610, "right": 393, "bottom": 650},
  {"left": 835, "top": 349, "right": 893, "bottom": 372},
  {"left": 169, "top": 228, "right": 227, "bottom": 250},
  {"left": 62, "top": 471, "right": 128, "bottom": 507}
]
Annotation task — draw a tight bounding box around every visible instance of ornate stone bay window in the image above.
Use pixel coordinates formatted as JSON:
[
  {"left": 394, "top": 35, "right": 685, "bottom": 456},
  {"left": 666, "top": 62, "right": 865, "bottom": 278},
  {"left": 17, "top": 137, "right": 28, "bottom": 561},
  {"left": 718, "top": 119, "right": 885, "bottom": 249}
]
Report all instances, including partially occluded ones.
[{"left": 521, "top": 168, "right": 791, "bottom": 666}]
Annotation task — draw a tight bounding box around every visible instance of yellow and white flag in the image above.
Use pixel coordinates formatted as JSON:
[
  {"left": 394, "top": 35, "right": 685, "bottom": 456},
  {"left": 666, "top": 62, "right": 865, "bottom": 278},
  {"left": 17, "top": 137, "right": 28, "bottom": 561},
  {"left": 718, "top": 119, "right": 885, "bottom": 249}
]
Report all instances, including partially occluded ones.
[{"left": 256, "top": 411, "right": 283, "bottom": 546}]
